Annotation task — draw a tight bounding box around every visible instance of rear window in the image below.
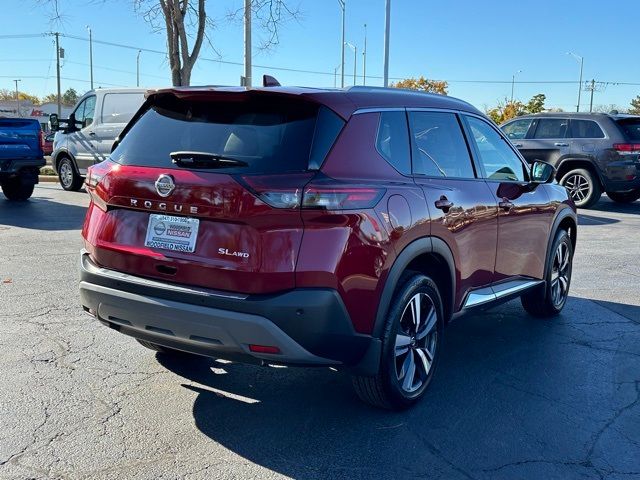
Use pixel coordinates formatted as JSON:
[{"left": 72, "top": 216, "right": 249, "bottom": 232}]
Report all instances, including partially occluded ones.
[
  {"left": 110, "top": 96, "right": 344, "bottom": 174},
  {"left": 616, "top": 118, "right": 640, "bottom": 141}
]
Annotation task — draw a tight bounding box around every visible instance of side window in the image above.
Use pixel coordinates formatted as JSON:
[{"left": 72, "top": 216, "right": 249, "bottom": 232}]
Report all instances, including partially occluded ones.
[
  {"left": 533, "top": 118, "right": 568, "bottom": 139},
  {"left": 376, "top": 111, "right": 411, "bottom": 175},
  {"left": 101, "top": 93, "right": 145, "bottom": 124},
  {"left": 82, "top": 96, "right": 96, "bottom": 127},
  {"left": 466, "top": 116, "right": 528, "bottom": 182},
  {"left": 408, "top": 111, "right": 475, "bottom": 178},
  {"left": 570, "top": 120, "right": 605, "bottom": 139},
  {"left": 502, "top": 119, "right": 533, "bottom": 140},
  {"left": 73, "top": 99, "right": 87, "bottom": 123}
]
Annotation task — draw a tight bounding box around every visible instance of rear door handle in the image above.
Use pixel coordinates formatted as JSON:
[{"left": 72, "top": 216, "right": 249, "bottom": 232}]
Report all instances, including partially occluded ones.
[
  {"left": 435, "top": 196, "right": 453, "bottom": 212},
  {"left": 514, "top": 143, "right": 523, "bottom": 148},
  {"left": 499, "top": 199, "right": 514, "bottom": 211},
  {"left": 88, "top": 131, "right": 96, "bottom": 136},
  {"left": 554, "top": 142, "right": 569, "bottom": 147}
]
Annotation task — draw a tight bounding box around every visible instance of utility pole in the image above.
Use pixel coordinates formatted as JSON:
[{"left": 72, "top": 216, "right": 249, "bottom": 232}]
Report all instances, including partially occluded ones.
[
  {"left": 13, "top": 79, "right": 21, "bottom": 117},
  {"left": 567, "top": 52, "right": 583, "bottom": 112},
  {"left": 589, "top": 79, "right": 595, "bottom": 113},
  {"left": 244, "top": 0, "right": 252, "bottom": 88},
  {"left": 136, "top": 50, "right": 141, "bottom": 87},
  {"left": 334, "top": 65, "right": 340, "bottom": 88},
  {"left": 345, "top": 43, "right": 357, "bottom": 85},
  {"left": 87, "top": 26, "right": 93, "bottom": 89},
  {"left": 510, "top": 69, "right": 522, "bottom": 103},
  {"left": 363, "top": 24, "right": 367, "bottom": 86},
  {"left": 55, "top": 32, "right": 61, "bottom": 116},
  {"left": 338, "top": 0, "right": 345, "bottom": 88},
  {"left": 383, "top": 0, "right": 391, "bottom": 87}
]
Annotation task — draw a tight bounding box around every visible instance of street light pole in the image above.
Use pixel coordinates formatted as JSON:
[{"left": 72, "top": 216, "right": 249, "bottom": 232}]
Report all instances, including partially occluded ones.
[
  {"left": 511, "top": 69, "right": 522, "bottom": 103},
  {"left": 345, "top": 43, "right": 357, "bottom": 86},
  {"left": 567, "top": 52, "right": 583, "bottom": 112},
  {"left": 363, "top": 23, "right": 367, "bottom": 86},
  {"left": 86, "top": 26, "right": 93, "bottom": 89},
  {"left": 55, "top": 32, "right": 61, "bottom": 117},
  {"left": 338, "top": 0, "right": 345, "bottom": 88},
  {"left": 136, "top": 50, "right": 141, "bottom": 87},
  {"left": 244, "top": 0, "right": 252, "bottom": 88},
  {"left": 13, "top": 79, "right": 21, "bottom": 117},
  {"left": 383, "top": 0, "right": 391, "bottom": 87}
]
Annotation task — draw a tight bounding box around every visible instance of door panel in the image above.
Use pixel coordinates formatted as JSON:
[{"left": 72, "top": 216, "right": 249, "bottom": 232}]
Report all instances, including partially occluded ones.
[
  {"left": 464, "top": 114, "right": 554, "bottom": 283},
  {"left": 517, "top": 117, "right": 570, "bottom": 167},
  {"left": 416, "top": 178, "right": 498, "bottom": 309}
]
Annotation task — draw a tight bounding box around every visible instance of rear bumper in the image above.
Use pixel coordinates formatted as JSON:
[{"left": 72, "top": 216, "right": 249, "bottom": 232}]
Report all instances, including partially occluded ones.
[
  {"left": 602, "top": 160, "right": 640, "bottom": 192},
  {"left": 79, "top": 252, "right": 376, "bottom": 368},
  {"left": 0, "top": 157, "right": 45, "bottom": 180}
]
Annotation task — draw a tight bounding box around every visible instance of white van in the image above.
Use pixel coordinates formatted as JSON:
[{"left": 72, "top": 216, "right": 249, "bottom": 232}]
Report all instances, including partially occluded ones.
[{"left": 51, "top": 88, "right": 146, "bottom": 190}]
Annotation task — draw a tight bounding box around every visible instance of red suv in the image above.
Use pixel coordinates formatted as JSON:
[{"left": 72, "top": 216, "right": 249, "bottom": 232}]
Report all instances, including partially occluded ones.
[{"left": 80, "top": 83, "right": 577, "bottom": 409}]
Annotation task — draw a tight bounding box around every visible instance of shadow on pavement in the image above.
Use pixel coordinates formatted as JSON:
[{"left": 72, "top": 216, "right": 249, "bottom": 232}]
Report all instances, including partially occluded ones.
[
  {"left": 0, "top": 193, "right": 87, "bottom": 230},
  {"left": 578, "top": 213, "right": 619, "bottom": 226},
  {"left": 156, "top": 296, "right": 640, "bottom": 479},
  {"left": 589, "top": 197, "right": 640, "bottom": 215}
]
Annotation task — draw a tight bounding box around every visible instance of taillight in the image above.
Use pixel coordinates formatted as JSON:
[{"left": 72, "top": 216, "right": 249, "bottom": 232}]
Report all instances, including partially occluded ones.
[
  {"left": 38, "top": 130, "right": 44, "bottom": 149},
  {"left": 613, "top": 143, "right": 640, "bottom": 155},
  {"left": 238, "top": 173, "right": 315, "bottom": 209},
  {"left": 238, "top": 173, "right": 386, "bottom": 210},
  {"left": 86, "top": 160, "right": 116, "bottom": 190}
]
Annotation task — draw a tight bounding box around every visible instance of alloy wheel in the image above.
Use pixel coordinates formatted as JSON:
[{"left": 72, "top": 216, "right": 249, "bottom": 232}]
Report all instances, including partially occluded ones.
[
  {"left": 563, "top": 173, "right": 590, "bottom": 203},
  {"left": 395, "top": 293, "right": 438, "bottom": 394},
  {"left": 60, "top": 162, "right": 73, "bottom": 189},
  {"left": 550, "top": 242, "right": 571, "bottom": 307}
]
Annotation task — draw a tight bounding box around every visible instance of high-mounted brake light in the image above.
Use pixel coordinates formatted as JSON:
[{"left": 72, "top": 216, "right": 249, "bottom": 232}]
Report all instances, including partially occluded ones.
[{"left": 613, "top": 143, "right": 640, "bottom": 154}]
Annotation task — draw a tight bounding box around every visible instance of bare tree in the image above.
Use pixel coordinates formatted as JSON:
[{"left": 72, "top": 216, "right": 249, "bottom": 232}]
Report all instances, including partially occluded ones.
[{"left": 44, "top": 0, "right": 299, "bottom": 86}]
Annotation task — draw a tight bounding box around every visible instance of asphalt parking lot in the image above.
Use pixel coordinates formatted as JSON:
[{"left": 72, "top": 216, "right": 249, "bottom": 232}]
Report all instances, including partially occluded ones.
[{"left": 1, "top": 185, "right": 639, "bottom": 480}]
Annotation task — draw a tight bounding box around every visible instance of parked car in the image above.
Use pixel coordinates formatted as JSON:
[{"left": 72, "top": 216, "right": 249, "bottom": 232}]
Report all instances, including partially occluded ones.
[
  {"left": 0, "top": 118, "right": 45, "bottom": 201},
  {"left": 79, "top": 82, "right": 577, "bottom": 409},
  {"left": 42, "top": 131, "right": 54, "bottom": 156},
  {"left": 50, "top": 88, "right": 146, "bottom": 191},
  {"left": 501, "top": 113, "right": 640, "bottom": 208}
]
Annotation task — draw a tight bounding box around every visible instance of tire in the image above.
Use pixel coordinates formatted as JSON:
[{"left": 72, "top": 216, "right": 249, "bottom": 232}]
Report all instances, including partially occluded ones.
[
  {"left": 560, "top": 168, "right": 601, "bottom": 209},
  {"left": 521, "top": 229, "right": 573, "bottom": 318},
  {"left": 352, "top": 274, "right": 444, "bottom": 410},
  {"left": 607, "top": 189, "right": 640, "bottom": 204},
  {"left": 58, "top": 157, "right": 83, "bottom": 191},
  {"left": 1, "top": 178, "right": 35, "bottom": 201},
  {"left": 136, "top": 339, "right": 184, "bottom": 355}
]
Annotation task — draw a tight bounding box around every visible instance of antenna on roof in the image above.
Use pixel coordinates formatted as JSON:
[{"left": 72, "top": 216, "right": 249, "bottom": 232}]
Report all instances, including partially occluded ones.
[{"left": 263, "top": 75, "right": 281, "bottom": 87}]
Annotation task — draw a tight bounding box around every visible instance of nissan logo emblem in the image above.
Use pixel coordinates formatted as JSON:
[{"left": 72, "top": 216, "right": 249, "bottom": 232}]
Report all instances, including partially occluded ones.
[{"left": 155, "top": 174, "right": 175, "bottom": 197}]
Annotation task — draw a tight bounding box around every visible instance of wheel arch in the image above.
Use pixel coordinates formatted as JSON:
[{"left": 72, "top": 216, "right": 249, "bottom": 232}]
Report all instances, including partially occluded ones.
[
  {"left": 372, "top": 237, "right": 456, "bottom": 339},
  {"left": 556, "top": 158, "right": 604, "bottom": 188},
  {"left": 544, "top": 206, "right": 577, "bottom": 278},
  {"left": 51, "top": 148, "right": 76, "bottom": 173}
]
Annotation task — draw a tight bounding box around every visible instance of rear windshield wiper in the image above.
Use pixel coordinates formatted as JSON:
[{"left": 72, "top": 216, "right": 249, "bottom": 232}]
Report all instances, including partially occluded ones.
[{"left": 170, "top": 151, "right": 248, "bottom": 168}]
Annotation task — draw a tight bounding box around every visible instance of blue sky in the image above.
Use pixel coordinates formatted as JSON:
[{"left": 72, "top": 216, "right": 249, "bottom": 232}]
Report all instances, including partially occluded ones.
[{"left": 2, "top": 0, "right": 639, "bottom": 112}]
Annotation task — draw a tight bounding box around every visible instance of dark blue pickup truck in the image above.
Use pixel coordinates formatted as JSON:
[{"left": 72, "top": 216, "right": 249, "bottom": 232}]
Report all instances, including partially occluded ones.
[{"left": 0, "top": 118, "right": 45, "bottom": 200}]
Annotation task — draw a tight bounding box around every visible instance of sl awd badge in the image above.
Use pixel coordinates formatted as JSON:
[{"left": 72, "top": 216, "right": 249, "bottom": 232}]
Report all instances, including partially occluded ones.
[{"left": 218, "top": 248, "right": 250, "bottom": 258}]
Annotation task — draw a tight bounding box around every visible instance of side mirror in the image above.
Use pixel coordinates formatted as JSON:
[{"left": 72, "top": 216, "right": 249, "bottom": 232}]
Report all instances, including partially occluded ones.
[
  {"left": 530, "top": 160, "right": 555, "bottom": 184},
  {"left": 49, "top": 113, "right": 59, "bottom": 132}
]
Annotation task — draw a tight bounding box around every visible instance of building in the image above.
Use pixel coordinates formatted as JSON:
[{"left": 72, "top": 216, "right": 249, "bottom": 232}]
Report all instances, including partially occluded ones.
[{"left": 0, "top": 101, "right": 73, "bottom": 132}]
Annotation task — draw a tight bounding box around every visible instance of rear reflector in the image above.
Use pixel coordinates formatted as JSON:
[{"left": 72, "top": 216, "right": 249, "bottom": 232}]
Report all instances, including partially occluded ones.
[{"left": 249, "top": 344, "right": 281, "bottom": 354}]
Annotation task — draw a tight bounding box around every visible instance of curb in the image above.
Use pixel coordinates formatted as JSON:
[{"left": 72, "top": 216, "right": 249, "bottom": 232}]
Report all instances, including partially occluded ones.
[{"left": 39, "top": 176, "right": 59, "bottom": 183}]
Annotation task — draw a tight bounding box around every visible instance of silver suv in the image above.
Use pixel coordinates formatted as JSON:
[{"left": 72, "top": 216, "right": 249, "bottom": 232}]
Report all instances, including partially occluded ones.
[
  {"left": 51, "top": 88, "right": 146, "bottom": 190},
  {"left": 501, "top": 113, "right": 640, "bottom": 208}
]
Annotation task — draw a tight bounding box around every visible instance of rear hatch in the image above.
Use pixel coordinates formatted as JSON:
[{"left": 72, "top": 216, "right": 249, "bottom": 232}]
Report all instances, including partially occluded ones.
[
  {"left": 83, "top": 90, "right": 344, "bottom": 294},
  {"left": 0, "top": 119, "right": 43, "bottom": 161}
]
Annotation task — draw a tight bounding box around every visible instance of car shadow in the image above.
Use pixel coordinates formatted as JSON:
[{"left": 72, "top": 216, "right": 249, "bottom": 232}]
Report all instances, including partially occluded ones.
[
  {"left": 589, "top": 196, "right": 640, "bottom": 215},
  {"left": 577, "top": 213, "right": 619, "bottom": 226},
  {"left": 155, "top": 296, "right": 640, "bottom": 479},
  {"left": 0, "top": 194, "right": 87, "bottom": 230}
]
